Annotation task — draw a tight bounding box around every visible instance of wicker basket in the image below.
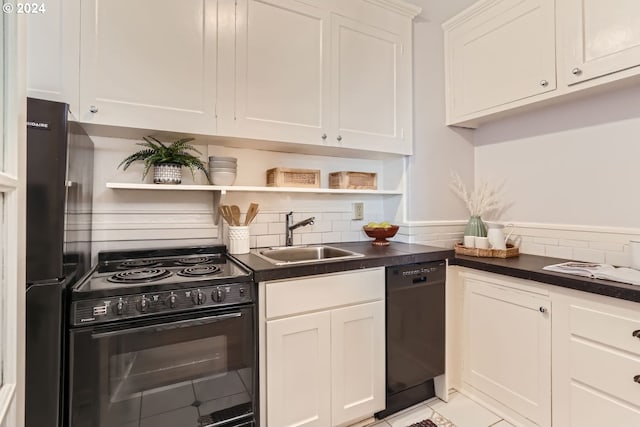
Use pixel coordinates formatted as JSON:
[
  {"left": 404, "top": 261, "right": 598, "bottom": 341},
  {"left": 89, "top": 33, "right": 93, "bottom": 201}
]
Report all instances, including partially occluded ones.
[
  {"left": 266, "top": 168, "right": 320, "bottom": 188},
  {"left": 454, "top": 243, "right": 519, "bottom": 258},
  {"left": 328, "top": 171, "right": 377, "bottom": 190}
]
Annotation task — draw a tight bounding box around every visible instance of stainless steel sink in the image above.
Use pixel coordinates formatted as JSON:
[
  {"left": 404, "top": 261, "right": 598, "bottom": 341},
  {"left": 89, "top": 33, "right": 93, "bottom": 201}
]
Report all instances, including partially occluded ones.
[{"left": 255, "top": 245, "right": 364, "bottom": 265}]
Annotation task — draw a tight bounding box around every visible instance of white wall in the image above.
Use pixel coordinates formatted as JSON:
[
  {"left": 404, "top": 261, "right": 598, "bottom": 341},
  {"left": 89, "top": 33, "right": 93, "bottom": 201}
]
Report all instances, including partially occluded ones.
[
  {"left": 474, "top": 80, "right": 640, "bottom": 265},
  {"left": 475, "top": 83, "right": 640, "bottom": 228},
  {"left": 405, "top": 0, "right": 476, "bottom": 222}
]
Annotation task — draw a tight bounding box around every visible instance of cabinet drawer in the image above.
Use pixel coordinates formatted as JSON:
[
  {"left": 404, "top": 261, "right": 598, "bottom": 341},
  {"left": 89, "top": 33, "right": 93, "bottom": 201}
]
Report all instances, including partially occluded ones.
[
  {"left": 568, "top": 381, "right": 640, "bottom": 427},
  {"left": 570, "top": 305, "right": 640, "bottom": 356},
  {"left": 570, "top": 338, "right": 640, "bottom": 408},
  {"left": 265, "top": 268, "right": 384, "bottom": 319}
]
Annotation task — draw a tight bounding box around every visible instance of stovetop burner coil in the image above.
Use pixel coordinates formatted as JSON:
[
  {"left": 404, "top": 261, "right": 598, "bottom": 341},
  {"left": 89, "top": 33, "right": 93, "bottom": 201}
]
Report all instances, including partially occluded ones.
[
  {"left": 118, "top": 259, "right": 162, "bottom": 269},
  {"left": 176, "top": 256, "right": 215, "bottom": 265},
  {"left": 107, "top": 268, "right": 173, "bottom": 284},
  {"left": 177, "top": 265, "right": 222, "bottom": 277}
]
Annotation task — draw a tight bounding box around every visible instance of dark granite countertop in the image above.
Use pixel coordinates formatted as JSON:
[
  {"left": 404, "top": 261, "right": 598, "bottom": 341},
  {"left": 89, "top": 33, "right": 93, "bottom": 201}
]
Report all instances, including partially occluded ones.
[
  {"left": 231, "top": 241, "right": 640, "bottom": 303},
  {"left": 230, "top": 242, "right": 453, "bottom": 282},
  {"left": 452, "top": 254, "right": 640, "bottom": 303}
]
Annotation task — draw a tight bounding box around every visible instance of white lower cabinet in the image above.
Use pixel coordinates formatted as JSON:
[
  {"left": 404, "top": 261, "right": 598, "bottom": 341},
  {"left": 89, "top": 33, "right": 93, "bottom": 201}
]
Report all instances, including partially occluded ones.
[
  {"left": 261, "top": 268, "right": 385, "bottom": 427},
  {"left": 552, "top": 289, "right": 640, "bottom": 427},
  {"left": 330, "top": 302, "right": 385, "bottom": 426},
  {"left": 461, "top": 271, "right": 551, "bottom": 427},
  {"left": 453, "top": 268, "right": 640, "bottom": 427},
  {"left": 266, "top": 311, "right": 332, "bottom": 427}
]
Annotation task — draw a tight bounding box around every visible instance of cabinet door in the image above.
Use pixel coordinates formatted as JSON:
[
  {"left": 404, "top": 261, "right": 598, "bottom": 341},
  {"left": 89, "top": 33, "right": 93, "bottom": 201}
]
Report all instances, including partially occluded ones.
[
  {"left": 26, "top": 0, "right": 80, "bottom": 113},
  {"left": 330, "top": 14, "right": 411, "bottom": 155},
  {"left": 464, "top": 278, "right": 551, "bottom": 426},
  {"left": 562, "top": 0, "right": 640, "bottom": 84},
  {"left": 331, "top": 301, "right": 385, "bottom": 427},
  {"left": 219, "top": 0, "right": 329, "bottom": 144},
  {"left": 444, "top": 0, "right": 555, "bottom": 124},
  {"left": 79, "top": 0, "right": 217, "bottom": 134},
  {"left": 266, "top": 311, "right": 331, "bottom": 427}
]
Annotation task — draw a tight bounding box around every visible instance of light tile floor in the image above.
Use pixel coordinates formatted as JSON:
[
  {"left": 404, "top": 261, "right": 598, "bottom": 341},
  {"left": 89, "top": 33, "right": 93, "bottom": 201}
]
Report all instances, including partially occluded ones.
[{"left": 368, "top": 391, "right": 515, "bottom": 427}]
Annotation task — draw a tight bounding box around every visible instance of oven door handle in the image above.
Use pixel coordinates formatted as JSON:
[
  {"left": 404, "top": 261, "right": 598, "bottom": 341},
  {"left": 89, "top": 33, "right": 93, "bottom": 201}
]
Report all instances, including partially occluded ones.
[{"left": 91, "top": 312, "right": 243, "bottom": 339}]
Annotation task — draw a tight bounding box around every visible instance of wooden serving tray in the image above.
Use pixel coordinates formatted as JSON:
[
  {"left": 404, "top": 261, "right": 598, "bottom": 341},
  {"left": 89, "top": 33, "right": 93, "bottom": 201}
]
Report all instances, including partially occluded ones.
[{"left": 454, "top": 242, "right": 519, "bottom": 258}]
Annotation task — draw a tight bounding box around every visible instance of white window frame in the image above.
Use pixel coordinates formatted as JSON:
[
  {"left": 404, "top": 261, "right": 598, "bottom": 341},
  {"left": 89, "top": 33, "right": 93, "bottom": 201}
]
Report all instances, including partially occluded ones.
[{"left": 0, "top": 2, "right": 26, "bottom": 426}]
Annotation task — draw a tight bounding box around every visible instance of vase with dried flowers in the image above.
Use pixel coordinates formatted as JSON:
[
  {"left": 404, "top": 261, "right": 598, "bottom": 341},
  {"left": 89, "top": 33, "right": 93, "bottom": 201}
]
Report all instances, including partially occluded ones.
[{"left": 449, "top": 171, "right": 502, "bottom": 238}]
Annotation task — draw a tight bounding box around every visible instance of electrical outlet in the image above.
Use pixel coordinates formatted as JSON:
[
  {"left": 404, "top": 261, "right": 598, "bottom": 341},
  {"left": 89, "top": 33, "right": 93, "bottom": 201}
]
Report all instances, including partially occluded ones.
[{"left": 353, "top": 202, "right": 364, "bottom": 220}]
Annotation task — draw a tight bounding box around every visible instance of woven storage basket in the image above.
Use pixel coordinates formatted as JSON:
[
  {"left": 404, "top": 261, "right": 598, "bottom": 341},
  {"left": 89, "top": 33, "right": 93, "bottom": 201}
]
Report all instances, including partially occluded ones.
[
  {"left": 328, "top": 171, "right": 377, "bottom": 190},
  {"left": 454, "top": 243, "right": 519, "bottom": 258},
  {"left": 266, "top": 168, "right": 320, "bottom": 188}
]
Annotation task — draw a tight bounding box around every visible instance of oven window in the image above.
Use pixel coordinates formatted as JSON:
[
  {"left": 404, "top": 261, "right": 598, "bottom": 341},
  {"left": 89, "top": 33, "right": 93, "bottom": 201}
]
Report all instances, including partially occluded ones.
[
  {"left": 109, "top": 336, "right": 229, "bottom": 399},
  {"left": 69, "top": 308, "right": 255, "bottom": 427}
]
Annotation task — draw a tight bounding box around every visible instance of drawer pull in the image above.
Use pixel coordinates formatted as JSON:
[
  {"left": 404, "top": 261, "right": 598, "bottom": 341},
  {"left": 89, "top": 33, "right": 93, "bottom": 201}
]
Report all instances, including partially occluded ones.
[
  {"left": 633, "top": 330, "right": 640, "bottom": 339},
  {"left": 635, "top": 375, "right": 640, "bottom": 384}
]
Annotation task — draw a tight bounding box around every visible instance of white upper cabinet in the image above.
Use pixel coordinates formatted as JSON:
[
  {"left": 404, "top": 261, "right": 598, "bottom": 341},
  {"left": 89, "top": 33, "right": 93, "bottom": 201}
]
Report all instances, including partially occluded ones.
[
  {"left": 79, "top": 0, "right": 217, "bottom": 134},
  {"left": 218, "top": 0, "right": 330, "bottom": 144},
  {"left": 28, "top": 0, "right": 419, "bottom": 155},
  {"left": 223, "top": 0, "right": 418, "bottom": 155},
  {"left": 26, "top": 0, "right": 80, "bottom": 114},
  {"left": 560, "top": 0, "right": 640, "bottom": 85},
  {"left": 443, "top": 0, "right": 556, "bottom": 126},
  {"left": 330, "top": 12, "right": 411, "bottom": 154},
  {"left": 445, "top": 0, "right": 640, "bottom": 127}
]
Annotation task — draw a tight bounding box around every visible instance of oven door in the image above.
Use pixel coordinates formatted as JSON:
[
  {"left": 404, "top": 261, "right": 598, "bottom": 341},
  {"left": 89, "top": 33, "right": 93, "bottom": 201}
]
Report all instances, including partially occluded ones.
[{"left": 68, "top": 306, "right": 255, "bottom": 427}]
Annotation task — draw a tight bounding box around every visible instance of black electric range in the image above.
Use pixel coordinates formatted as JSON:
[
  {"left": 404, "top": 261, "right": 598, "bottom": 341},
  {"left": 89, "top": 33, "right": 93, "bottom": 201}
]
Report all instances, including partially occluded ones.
[{"left": 67, "top": 245, "right": 257, "bottom": 427}]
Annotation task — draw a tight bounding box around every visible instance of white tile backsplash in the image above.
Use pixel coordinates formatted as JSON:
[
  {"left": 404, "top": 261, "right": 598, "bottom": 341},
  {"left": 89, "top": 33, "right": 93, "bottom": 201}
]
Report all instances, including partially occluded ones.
[
  {"left": 267, "top": 222, "right": 284, "bottom": 234},
  {"left": 572, "top": 247, "right": 606, "bottom": 263},
  {"left": 321, "top": 232, "right": 341, "bottom": 243},
  {"left": 256, "top": 234, "right": 280, "bottom": 248},
  {"left": 544, "top": 245, "right": 573, "bottom": 259},
  {"left": 402, "top": 221, "right": 640, "bottom": 268}
]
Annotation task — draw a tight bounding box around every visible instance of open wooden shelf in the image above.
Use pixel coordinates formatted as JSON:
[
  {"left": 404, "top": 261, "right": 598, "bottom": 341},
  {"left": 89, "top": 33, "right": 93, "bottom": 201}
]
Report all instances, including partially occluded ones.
[{"left": 106, "top": 182, "right": 402, "bottom": 195}]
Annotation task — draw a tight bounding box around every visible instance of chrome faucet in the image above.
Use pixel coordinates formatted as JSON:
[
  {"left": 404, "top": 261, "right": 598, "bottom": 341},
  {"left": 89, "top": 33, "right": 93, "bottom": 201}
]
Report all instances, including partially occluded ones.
[{"left": 285, "top": 211, "right": 315, "bottom": 246}]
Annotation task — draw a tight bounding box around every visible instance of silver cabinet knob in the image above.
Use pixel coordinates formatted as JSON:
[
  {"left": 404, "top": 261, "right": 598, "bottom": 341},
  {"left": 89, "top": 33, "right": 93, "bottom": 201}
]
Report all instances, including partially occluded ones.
[
  {"left": 336, "top": 135, "right": 342, "bottom": 142},
  {"left": 89, "top": 105, "right": 98, "bottom": 113},
  {"left": 540, "top": 80, "right": 549, "bottom": 87},
  {"left": 321, "top": 133, "right": 327, "bottom": 140},
  {"left": 539, "top": 307, "right": 547, "bottom": 313},
  {"left": 571, "top": 68, "right": 582, "bottom": 76}
]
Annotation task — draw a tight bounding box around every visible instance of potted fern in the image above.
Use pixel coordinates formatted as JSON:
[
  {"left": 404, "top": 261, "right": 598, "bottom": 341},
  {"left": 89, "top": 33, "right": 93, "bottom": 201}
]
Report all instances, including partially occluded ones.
[{"left": 118, "top": 136, "right": 210, "bottom": 184}]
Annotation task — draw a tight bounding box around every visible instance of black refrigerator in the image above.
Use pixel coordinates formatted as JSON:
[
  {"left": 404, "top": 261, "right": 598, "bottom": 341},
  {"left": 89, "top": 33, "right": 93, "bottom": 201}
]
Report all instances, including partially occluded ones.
[{"left": 25, "top": 97, "right": 94, "bottom": 427}]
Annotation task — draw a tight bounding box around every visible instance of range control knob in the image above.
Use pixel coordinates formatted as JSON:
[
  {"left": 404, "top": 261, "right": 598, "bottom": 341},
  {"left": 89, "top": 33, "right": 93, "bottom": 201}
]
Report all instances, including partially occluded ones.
[
  {"left": 192, "top": 290, "right": 205, "bottom": 305},
  {"left": 113, "top": 298, "right": 127, "bottom": 315},
  {"left": 166, "top": 293, "right": 177, "bottom": 309},
  {"left": 138, "top": 296, "right": 151, "bottom": 313},
  {"left": 211, "top": 287, "right": 226, "bottom": 303}
]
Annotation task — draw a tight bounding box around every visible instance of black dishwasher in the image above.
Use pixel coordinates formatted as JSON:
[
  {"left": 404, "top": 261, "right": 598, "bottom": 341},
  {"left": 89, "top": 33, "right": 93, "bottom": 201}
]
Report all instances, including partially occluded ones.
[{"left": 376, "top": 261, "right": 446, "bottom": 418}]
